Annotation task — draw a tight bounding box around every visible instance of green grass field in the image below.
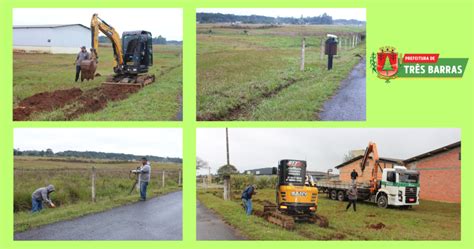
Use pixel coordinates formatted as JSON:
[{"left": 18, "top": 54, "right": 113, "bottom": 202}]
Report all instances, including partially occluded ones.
[
  {"left": 197, "top": 24, "right": 366, "bottom": 120},
  {"left": 197, "top": 188, "right": 460, "bottom": 240},
  {"left": 14, "top": 156, "right": 182, "bottom": 232},
  {"left": 13, "top": 45, "right": 182, "bottom": 121}
]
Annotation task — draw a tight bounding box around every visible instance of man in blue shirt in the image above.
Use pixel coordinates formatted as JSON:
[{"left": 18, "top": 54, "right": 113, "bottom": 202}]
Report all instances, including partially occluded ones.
[{"left": 241, "top": 184, "right": 257, "bottom": 215}]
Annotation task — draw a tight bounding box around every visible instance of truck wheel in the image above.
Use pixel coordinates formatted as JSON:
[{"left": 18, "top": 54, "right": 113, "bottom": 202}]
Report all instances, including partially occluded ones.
[
  {"left": 330, "top": 190, "right": 337, "bottom": 200},
  {"left": 377, "top": 195, "right": 388, "bottom": 208},
  {"left": 337, "top": 190, "right": 345, "bottom": 201}
]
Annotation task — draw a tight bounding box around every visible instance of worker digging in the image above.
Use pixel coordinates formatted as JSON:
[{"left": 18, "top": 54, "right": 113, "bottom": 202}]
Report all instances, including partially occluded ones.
[
  {"left": 241, "top": 184, "right": 257, "bottom": 216},
  {"left": 31, "top": 184, "right": 56, "bottom": 213}
]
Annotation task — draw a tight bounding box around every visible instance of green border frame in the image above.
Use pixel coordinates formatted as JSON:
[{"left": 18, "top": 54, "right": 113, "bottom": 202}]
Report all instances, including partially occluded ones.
[{"left": 1, "top": 0, "right": 473, "bottom": 248}]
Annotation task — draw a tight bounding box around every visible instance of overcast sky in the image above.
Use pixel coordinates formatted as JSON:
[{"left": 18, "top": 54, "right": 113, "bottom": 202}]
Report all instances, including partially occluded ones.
[
  {"left": 14, "top": 128, "right": 182, "bottom": 158},
  {"left": 13, "top": 8, "right": 183, "bottom": 40},
  {"left": 198, "top": 8, "right": 366, "bottom": 21},
  {"left": 197, "top": 128, "right": 460, "bottom": 174}
]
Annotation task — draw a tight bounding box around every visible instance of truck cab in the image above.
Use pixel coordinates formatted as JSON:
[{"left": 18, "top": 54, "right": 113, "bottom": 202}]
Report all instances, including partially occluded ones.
[{"left": 377, "top": 166, "right": 420, "bottom": 208}]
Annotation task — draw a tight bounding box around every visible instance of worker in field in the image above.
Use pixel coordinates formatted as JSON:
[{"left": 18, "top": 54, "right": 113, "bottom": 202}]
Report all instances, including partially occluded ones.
[
  {"left": 131, "top": 157, "right": 151, "bottom": 201},
  {"left": 346, "top": 185, "right": 358, "bottom": 212},
  {"left": 74, "top": 46, "right": 90, "bottom": 82},
  {"left": 350, "top": 169, "right": 359, "bottom": 184},
  {"left": 31, "top": 184, "right": 56, "bottom": 213},
  {"left": 241, "top": 184, "right": 257, "bottom": 216}
]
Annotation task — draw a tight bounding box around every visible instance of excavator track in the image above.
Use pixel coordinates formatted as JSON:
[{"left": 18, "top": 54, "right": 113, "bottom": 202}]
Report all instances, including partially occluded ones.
[
  {"left": 263, "top": 205, "right": 295, "bottom": 230},
  {"left": 261, "top": 204, "right": 329, "bottom": 230},
  {"left": 102, "top": 74, "right": 156, "bottom": 87}
]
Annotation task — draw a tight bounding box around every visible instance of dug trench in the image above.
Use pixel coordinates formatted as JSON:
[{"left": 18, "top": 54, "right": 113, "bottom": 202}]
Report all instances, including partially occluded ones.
[
  {"left": 13, "top": 85, "right": 141, "bottom": 121},
  {"left": 197, "top": 77, "right": 299, "bottom": 121}
]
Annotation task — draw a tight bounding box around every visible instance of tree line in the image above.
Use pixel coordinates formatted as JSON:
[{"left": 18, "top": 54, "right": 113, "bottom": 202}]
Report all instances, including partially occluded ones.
[
  {"left": 197, "top": 12, "right": 365, "bottom": 26},
  {"left": 13, "top": 149, "right": 182, "bottom": 163}
]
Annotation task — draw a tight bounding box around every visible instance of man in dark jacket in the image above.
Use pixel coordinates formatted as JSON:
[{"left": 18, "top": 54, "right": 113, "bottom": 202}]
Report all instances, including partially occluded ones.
[
  {"left": 31, "top": 184, "right": 56, "bottom": 213},
  {"left": 241, "top": 184, "right": 257, "bottom": 215},
  {"left": 346, "top": 185, "right": 358, "bottom": 212},
  {"left": 350, "top": 169, "right": 359, "bottom": 184}
]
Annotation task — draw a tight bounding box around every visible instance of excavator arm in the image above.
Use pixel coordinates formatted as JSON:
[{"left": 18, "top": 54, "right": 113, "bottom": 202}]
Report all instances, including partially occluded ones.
[
  {"left": 90, "top": 13, "right": 124, "bottom": 72},
  {"left": 360, "top": 142, "right": 382, "bottom": 193}
]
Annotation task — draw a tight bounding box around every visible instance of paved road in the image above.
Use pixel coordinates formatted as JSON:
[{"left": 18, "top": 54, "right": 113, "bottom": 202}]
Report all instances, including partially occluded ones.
[
  {"left": 196, "top": 201, "right": 244, "bottom": 240},
  {"left": 15, "top": 191, "right": 182, "bottom": 240},
  {"left": 320, "top": 58, "right": 366, "bottom": 121}
]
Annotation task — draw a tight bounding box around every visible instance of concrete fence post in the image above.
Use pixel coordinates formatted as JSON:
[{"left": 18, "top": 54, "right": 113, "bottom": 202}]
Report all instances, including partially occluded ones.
[
  {"left": 300, "top": 37, "right": 305, "bottom": 71},
  {"left": 162, "top": 170, "right": 166, "bottom": 188},
  {"left": 91, "top": 167, "right": 96, "bottom": 203},
  {"left": 223, "top": 175, "right": 231, "bottom": 200},
  {"left": 178, "top": 170, "right": 182, "bottom": 186}
]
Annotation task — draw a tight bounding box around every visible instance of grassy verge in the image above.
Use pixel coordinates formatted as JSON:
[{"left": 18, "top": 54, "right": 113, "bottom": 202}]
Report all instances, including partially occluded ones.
[
  {"left": 13, "top": 45, "right": 182, "bottom": 121},
  {"left": 15, "top": 187, "right": 180, "bottom": 232},
  {"left": 197, "top": 188, "right": 460, "bottom": 240},
  {"left": 14, "top": 156, "right": 182, "bottom": 232},
  {"left": 197, "top": 24, "right": 366, "bottom": 120}
]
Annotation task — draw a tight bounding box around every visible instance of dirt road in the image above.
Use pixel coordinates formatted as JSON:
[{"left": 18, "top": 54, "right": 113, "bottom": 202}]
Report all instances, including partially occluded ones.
[
  {"left": 15, "top": 191, "right": 182, "bottom": 240},
  {"left": 196, "top": 201, "right": 244, "bottom": 240},
  {"left": 319, "top": 58, "right": 366, "bottom": 121}
]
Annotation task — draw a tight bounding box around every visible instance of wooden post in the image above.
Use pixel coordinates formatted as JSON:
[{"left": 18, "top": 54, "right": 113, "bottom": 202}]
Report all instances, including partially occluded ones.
[
  {"left": 178, "top": 170, "right": 182, "bottom": 186},
  {"left": 162, "top": 170, "right": 165, "bottom": 188},
  {"left": 91, "top": 167, "right": 96, "bottom": 202},
  {"left": 300, "top": 37, "right": 305, "bottom": 71}
]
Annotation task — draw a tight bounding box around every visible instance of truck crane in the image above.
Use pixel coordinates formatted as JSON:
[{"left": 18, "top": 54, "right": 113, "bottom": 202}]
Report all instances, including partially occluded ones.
[{"left": 317, "top": 142, "right": 421, "bottom": 208}]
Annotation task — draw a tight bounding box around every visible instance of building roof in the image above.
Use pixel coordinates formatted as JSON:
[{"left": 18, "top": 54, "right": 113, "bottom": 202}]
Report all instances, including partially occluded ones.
[
  {"left": 334, "top": 155, "right": 403, "bottom": 169},
  {"left": 404, "top": 141, "right": 461, "bottom": 164},
  {"left": 244, "top": 167, "right": 274, "bottom": 175},
  {"left": 13, "top": 24, "right": 90, "bottom": 30}
]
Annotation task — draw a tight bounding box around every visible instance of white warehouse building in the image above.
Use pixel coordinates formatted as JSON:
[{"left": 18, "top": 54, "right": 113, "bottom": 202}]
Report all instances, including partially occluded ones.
[{"left": 13, "top": 24, "right": 90, "bottom": 54}]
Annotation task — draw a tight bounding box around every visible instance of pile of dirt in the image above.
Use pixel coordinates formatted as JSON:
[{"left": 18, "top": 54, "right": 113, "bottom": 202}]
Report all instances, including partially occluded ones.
[
  {"left": 14, "top": 84, "right": 142, "bottom": 121},
  {"left": 14, "top": 88, "right": 83, "bottom": 121},
  {"left": 368, "top": 222, "right": 386, "bottom": 230},
  {"left": 64, "top": 85, "right": 140, "bottom": 120}
]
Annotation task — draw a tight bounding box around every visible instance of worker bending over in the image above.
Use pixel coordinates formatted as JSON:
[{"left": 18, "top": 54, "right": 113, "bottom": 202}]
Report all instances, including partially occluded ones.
[
  {"left": 31, "top": 184, "right": 56, "bottom": 213},
  {"left": 241, "top": 184, "right": 257, "bottom": 216}
]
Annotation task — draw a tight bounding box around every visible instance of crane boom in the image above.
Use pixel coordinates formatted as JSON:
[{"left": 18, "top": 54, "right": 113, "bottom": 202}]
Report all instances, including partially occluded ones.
[
  {"left": 90, "top": 13, "right": 124, "bottom": 72},
  {"left": 360, "top": 142, "right": 381, "bottom": 193}
]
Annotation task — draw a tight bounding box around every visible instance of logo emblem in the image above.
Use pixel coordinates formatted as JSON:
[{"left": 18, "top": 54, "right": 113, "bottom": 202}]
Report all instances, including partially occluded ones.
[{"left": 373, "top": 46, "right": 398, "bottom": 83}]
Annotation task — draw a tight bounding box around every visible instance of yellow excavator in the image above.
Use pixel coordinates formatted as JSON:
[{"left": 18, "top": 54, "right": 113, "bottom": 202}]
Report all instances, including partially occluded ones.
[
  {"left": 81, "top": 13, "right": 155, "bottom": 86},
  {"left": 262, "top": 159, "right": 328, "bottom": 229}
]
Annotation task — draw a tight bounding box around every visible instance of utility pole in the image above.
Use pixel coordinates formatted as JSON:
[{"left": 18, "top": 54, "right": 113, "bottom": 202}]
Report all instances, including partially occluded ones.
[
  {"left": 226, "top": 128, "right": 230, "bottom": 165},
  {"left": 224, "top": 128, "right": 231, "bottom": 200}
]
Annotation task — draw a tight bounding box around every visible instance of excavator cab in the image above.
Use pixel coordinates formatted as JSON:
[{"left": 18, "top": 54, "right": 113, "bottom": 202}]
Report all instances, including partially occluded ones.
[
  {"left": 122, "top": 31, "right": 153, "bottom": 74},
  {"left": 275, "top": 159, "right": 318, "bottom": 217}
]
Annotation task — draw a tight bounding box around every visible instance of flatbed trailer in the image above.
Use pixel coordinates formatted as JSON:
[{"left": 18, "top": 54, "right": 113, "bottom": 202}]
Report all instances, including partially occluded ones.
[{"left": 316, "top": 166, "right": 420, "bottom": 208}]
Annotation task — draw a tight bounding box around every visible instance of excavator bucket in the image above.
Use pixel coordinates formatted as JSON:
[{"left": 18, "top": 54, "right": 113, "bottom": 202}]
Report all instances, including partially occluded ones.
[
  {"left": 80, "top": 60, "right": 97, "bottom": 81},
  {"left": 309, "top": 214, "right": 329, "bottom": 228}
]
